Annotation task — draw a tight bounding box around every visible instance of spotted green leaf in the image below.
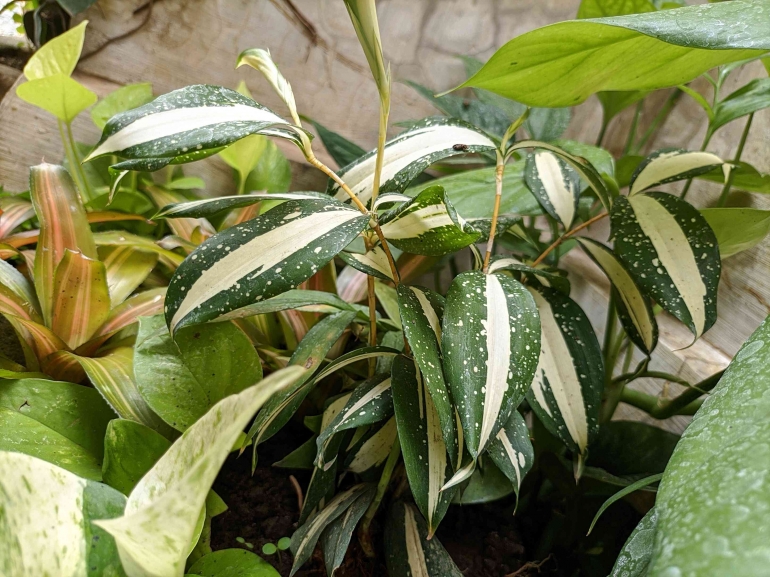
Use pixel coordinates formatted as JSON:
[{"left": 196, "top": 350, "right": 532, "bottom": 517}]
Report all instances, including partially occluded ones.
[
  {"left": 629, "top": 149, "right": 723, "bottom": 196},
  {"left": 485, "top": 410, "right": 534, "bottom": 498},
  {"left": 488, "top": 256, "right": 571, "bottom": 295},
  {"left": 610, "top": 507, "right": 657, "bottom": 577},
  {"left": 339, "top": 246, "right": 394, "bottom": 281},
  {"left": 152, "top": 191, "right": 325, "bottom": 220},
  {"left": 611, "top": 193, "right": 720, "bottom": 339},
  {"left": 524, "top": 150, "right": 581, "bottom": 227},
  {"left": 525, "top": 286, "right": 604, "bottom": 457},
  {"left": 102, "top": 419, "right": 172, "bottom": 496},
  {"left": 165, "top": 198, "right": 368, "bottom": 333},
  {"left": 320, "top": 486, "right": 377, "bottom": 577},
  {"left": 442, "top": 271, "right": 540, "bottom": 458}
]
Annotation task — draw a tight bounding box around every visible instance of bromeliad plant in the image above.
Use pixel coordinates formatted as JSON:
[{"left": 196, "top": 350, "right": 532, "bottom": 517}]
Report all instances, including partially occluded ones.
[{"left": 3, "top": 0, "right": 770, "bottom": 576}]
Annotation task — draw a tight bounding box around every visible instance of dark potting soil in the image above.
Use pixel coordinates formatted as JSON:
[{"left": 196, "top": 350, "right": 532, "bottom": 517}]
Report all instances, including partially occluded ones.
[{"left": 211, "top": 421, "right": 549, "bottom": 577}]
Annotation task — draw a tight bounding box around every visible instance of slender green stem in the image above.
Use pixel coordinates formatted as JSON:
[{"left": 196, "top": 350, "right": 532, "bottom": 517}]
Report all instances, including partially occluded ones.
[
  {"left": 633, "top": 89, "right": 682, "bottom": 155},
  {"left": 236, "top": 173, "right": 247, "bottom": 196},
  {"left": 602, "top": 294, "right": 618, "bottom": 363},
  {"left": 482, "top": 151, "right": 505, "bottom": 273},
  {"left": 618, "top": 370, "right": 723, "bottom": 419},
  {"left": 58, "top": 120, "right": 88, "bottom": 199},
  {"left": 623, "top": 101, "right": 643, "bottom": 156},
  {"left": 595, "top": 115, "right": 608, "bottom": 147},
  {"left": 64, "top": 122, "right": 95, "bottom": 201},
  {"left": 717, "top": 112, "right": 754, "bottom": 207},
  {"left": 359, "top": 438, "right": 401, "bottom": 556},
  {"left": 680, "top": 131, "right": 713, "bottom": 199}
]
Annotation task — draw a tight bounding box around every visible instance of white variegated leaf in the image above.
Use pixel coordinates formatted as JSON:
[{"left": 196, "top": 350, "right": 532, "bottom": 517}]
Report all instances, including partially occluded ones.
[
  {"left": 524, "top": 150, "right": 581, "bottom": 227},
  {"left": 339, "top": 246, "right": 395, "bottom": 281},
  {"left": 344, "top": 417, "right": 398, "bottom": 473},
  {"left": 320, "top": 485, "right": 377, "bottom": 577},
  {"left": 611, "top": 193, "right": 720, "bottom": 339},
  {"left": 95, "top": 366, "right": 305, "bottom": 577},
  {"left": 152, "top": 191, "right": 327, "bottom": 220},
  {"left": 488, "top": 256, "right": 571, "bottom": 295},
  {"left": 329, "top": 117, "right": 497, "bottom": 206},
  {"left": 526, "top": 287, "right": 603, "bottom": 456},
  {"left": 629, "top": 149, "right": 724, "bottom": 196},
  {"left": 237, "top": 48, "right": 300, "bottom": 124},
  {"left": 576, "top": 237, "right": 658, "bottom": 354},
  {"left": 485, "top": 410, "right": 534, "bottom": 497},
  {"left": 373, "top": 192, "right": 411, "bottom": 210}
]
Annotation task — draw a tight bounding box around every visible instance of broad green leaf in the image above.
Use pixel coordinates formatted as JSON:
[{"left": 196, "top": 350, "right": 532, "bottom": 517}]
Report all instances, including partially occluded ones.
[
  {"left": 396, "top": 284, "right": 458, "bottom": 465},
  {"left": 701, "top": 207, "right": 770, "bottom": 259},
  {"left": 629, "top": 148, "right": 723, "bottom": 196},
  {"left": 710, "top": 77, "right": 770, "bottom": 137},
  {"left": 0, "top": 258, "right": 41, "bottom": 321},
  {"left": 165, "top": 198, "right": 368, "bottom": 333},
  {"left": 577, "top": 0, "right": 656, "bottom": 19},
  {"left": 487, "top": 256, "right": 571, "bottom": 295},
  {"left": 134, "top": 315, "right": 262, "bottom": 431},
  {"left": 218, "top": 134, "right": 268, "bottom": 185},
  {"left": 442, "top": 271, "right": 540, "bottom": 458},
  {"left": 485, "top": 410, "right": 534, "bottom": 498},
  {"left": 51, "top": 250, "right": 111, "bottom": 349},
  {"left": 698, "top": 161, "right": 770, "bottom": 194},
  {"left": 329, "top": 117, "right": 497, "bottom": 206},
  {"left": 16, "top": 74, "right": 98, "bottom": 123},
  {"left": 30, "top": 164, "right": 97, "bottom": 325},
  {"left": 152, "top": 191, "right": 326, "bottom": 220},
  {"left": 406, "top": 163, "right": 542, "bottom": 219},
  {"left": 305, "top": 117, "right": 365, "bottom": 168},
  {"left": 455, "top": 1, "right": 768, "bottom": 107},
  {"left": 96, "top": 366, "right": 304, "bottom": 577},
  {"left": 525, "top": 107, "right": 572, "bottom": 142},
  {"left": 610, "top": 507, "right": 657, "bottom": 577},
  {"left": 340, "top": 246, "right": 394, "bottom": 281},
  {"left": 99, "top": 246, "right": 158, "bottom": 306},
  {"left": 0, "top": 451, "right": 127, "bottom": 577},
  {"left": 384, "top": 501, "right": 463, "bottom": 577},
  {"left": 379, "top": 185, "right": 480, "bottom": 256},
  {"left": 242, "top": 139, "right": 292, "bottom": 194},
  {"left": 91, "top": 83, "right": 154, "bottom": 131},
  {"left": 392, "top": 356, "right": 456, "bottom": 536},
  {"left": 524, "top": 150, "right": 581, "bottom": 227},
  {"left": 576, "top": 237, "right": 657, "bottom": 354},
  {"left": 102, "top": 419, "right": 171, "bottom": 495},
  {"left": 188, "top": 549, "right": 279, "bottom": 577},
  {"left": 525, "top": 287, "right": 604, "bottom": 456},
  {"left": 320, "top": 488, "right": 376, "bottom": 576},
  {"left": 0, "top": 378, "right": 115, "bottom": 480},
  {"left": 0, "top": 196, "right": 35, "bottom": 239},
  {"left": 597, "top": 90, "right": 648, "bottom": 124},
  {"left": 85, "top": 85, "right": 309, "bottom": 170},
  {"left": 611, "top": 193, "right": 720, "bottom": 339},
  {"left": 454, "top": 458, "right": 514, "bottom": 505},
  {"left": 290, "top": 484, "right": 375, "bottom": 577},
  {"left": 166, "top": 176, "right": 205, "bottom": 190},
  {"left": 23, "top": 20, "right": 87, "bottom": 79},
  {"left": 647, "top": 318, "right": 770, "bottom": 575},
  {"left": 590, "top": 421, "right": 679, "bottom": 476},
  {"left": 344, "top": 417, "right": 398, "bottom": 473}
]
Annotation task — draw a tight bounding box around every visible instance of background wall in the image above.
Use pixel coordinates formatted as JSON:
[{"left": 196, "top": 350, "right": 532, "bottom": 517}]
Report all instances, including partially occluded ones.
[{"left": 1, "top": 0, "right": 769, "bottom": 431}]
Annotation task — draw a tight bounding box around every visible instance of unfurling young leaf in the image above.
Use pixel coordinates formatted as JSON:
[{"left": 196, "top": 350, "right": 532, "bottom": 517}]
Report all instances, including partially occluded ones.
[
  {"left": 525, "top": 287, "right": 604, "bottom": 458},
  {"left": 524, "top": 150, "right": 581, "bottom": 227},
  {"left": 442, "top": 271, "right": 540, "bottom": 458},
  {"left": 342, "top": 0, "right": 390, "bottom": 103},
  {"left": 237, "top": 48, "right": 301, "bottom": 125},
  {"left": 628, "top": 148, "right": 723, "bottom": 196},
  {"left": 611, "top": 193, "right": 720, "bottom": 339}
]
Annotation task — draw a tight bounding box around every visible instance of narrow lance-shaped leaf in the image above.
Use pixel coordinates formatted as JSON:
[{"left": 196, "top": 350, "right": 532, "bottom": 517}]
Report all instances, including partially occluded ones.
[
  {"left": 442, "top": 271, "right": 540, "bottom": 458},
  {"left": 96, "top": 288, "right": 166, "bottom": 339},
  {"left": 524, "top": 150, "right": 581, "bottom": 228},
  {"left": 0, "top": 197, "right": 35, "bottom": 239},
  {"left": 216, "top": 289, "right": 354, "bottom": 322},
  {"left": 329, "top": 117, "right": 497, "bottom": 206},
  {"left": 629, "top": 149, "right": 723, "bottom": 196},
  {"left": 339, "top": 246, "right": 394, "bottom": 281},
  {"left": 0, "top": 452, "right": 127, "bottom": 577},
  {"left": 379, "top": 185, "right": 481, "bottom": 256},
  {"left": 487, "top": 256, "right": 570, "bottom": 295},
  {"left": 391, "top": 355, "right": 456, "bottom": 536},
  {"left": 525, "top": 286, "right": 604, "bottom": 457},
  {"left": 611, "top": 193, "right": 720, "bottom": 339},
  {"left": 485, "top": 410, "right": 534, "bottom": 499},
  {"left": 320, "top": 486, "right": 377, "bottom": 577},
  {"left": 152, "top": 191, "right": 326, "bottom": 220},
  {"left": 165, "top": 198, "right": 369, "bottom": 333},
  {"left": 710, "top": 77, "right": 770, "bottom": 137},
  {"left": 0, "top": 259, "right": 41, "bottom": 322},
  {"left": 237, "top": 49, "right": 301, "bottom": 124},
  {"left": 396, "top": 284, "right": 458, "bottom": 465},
  {"left": 384, "top": 501, "right": 463, "bottom": 577},
  {"left": 95, "top": 365, "right": 305, "bottom": 577},
  {"left": 344, "top": 417, "right": 399, "bottom": 474}
]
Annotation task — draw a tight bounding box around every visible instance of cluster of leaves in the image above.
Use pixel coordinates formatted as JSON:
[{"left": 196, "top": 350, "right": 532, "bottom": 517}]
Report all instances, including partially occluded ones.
[{"left": 1, "top": 1, "right": 770, "bottom": 576}]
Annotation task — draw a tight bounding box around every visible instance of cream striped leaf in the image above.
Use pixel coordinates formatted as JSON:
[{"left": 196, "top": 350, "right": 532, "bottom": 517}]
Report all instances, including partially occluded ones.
[
  {"left": 611, "top": 193, "right": 720, "bottom": 339},
  {"left": 0, "top": 258, "right": 41, "bottom": 322},
  {"left": 384, "top": 501, "right": 463, "bottom": 577},
  {"left": 95, "top": 365, "right": 304, "bottom": 577},
  {"left": 488, "top": 256, "right": 571, "bottom": 295},
  {"left": 152, "top": 191, "right": 327, "bottom": 220},
  {"left": 442, "top": 271, "right": 540, "bottom": 458},
  {"left": 339, "top": 246, "right": 394, "bottom": 281},
  {"left": 165, "top": 198, "right": 369, "bottom": 333},
  {"left": 524, "top": 150, "right": 581, "bottom": 227},
  {"left": 329, "top": 117, "right": 497, "bottom": 206},
  {"left": 391, "top": 356, "right": 456, "bottom": 536},
  {"left": 0, "top": 196, "right": 35, "bottom": 239},
  {"left": 373, "top": 192, "right": 411, "bottom": 210},
  {"left": 396, "top": 284, "right": 458, "bottom": 465},
  {"left": 217, "top": 289, "right": 355, "bottom": 321},
  {"left": 344, "top": 417, "right": 398, "bottom": 474},
  {"left": 85, "top": 85, "right": 309, "bottom": 170},
  {"left": 629, "top": 149, "right": 724, "bottom": 196},
  {"left": 320, "top": 486, "right": 377, "bottom": 577},
  {"left": 485, "top": 410, "right": 534, "bottom": 498},
  {"left": 525, "top": 287, "right": 604, "bottom": 457},
  {"left": 576, "top": 237, "right": 658, "bottom": 354},
  {"left": 236, "top": 49, "right": 300, "bottom": 124},
  {"left": 290, "top": 484, "right": 375, "bottom": 577},
  {"left": 379, "top": 185, "right": 481, "bottom": 256},
  {"left": 0, "top": 452, "right": 126, "bottom": 577}
]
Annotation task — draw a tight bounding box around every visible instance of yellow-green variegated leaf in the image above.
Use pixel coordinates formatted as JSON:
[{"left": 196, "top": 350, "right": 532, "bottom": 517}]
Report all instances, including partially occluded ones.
[
  {"left": 93, "top": 231, "right": 185, "bottom": 270},
  {"left": 51, "top": 250, "right": 111, "bottom": 350},
  {"left": 524, "top": 150, "right": 581, "bottom": 227},
  {"left": 379, "top": 185, "right": 480, "bottom": 256},
  {"left": 442, "top": 271, "right": 540, "bottom": 458},
  {"left": 384, "top": 501, "right": 463, "bottom": 577},
  {"left": 165, "top": 199, "right": 369, "bottom": 333},
  {"left": 525, "top": 287, "right": 604, "bottom": 457},
  {"left": 485, "top": 410, "right": 534, "bottom": 499},
  {"left": 95, "top": 365, "right": 305, "bottom": 577},
  {"left": 629, "top": 149, "right": 724, "bottom": 196},
  {"left": 576, "top": 237, "right": 658, "bottom": 354},
  {"left": 339, "top": 246, "right": 394, "bottom": 281},
  {"left": 84, "top": 85, "right": 309, "bottom": 172},
  {"left": 30, "top": 164, "right": 97, "bottom": 325},
  {"left": 611, "top": 193, "right": 721, "bottom": 339},
  {"left": 391, "top": 355, "right": 456, "bottom": 537},
  {"left": 329, "top": 118, "right": 497, "bottom": 207},
  {"left": 152, "top": 191, "right": 326, "bottom": 220},
  {"left": 0, "top": 259, "right": 41, "bottom": 322},
  {"left": 0, "top": 451, "right": 126, "bottom": 577},
  {"left": 99, "top": 246, "right": 158, "bottom": 307}
]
